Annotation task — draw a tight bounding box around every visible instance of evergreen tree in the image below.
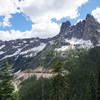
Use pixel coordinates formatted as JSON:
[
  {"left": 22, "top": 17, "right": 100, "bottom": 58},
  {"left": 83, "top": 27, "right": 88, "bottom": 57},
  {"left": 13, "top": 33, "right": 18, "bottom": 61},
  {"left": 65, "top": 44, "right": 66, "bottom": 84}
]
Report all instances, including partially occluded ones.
[
  {"left": 88, "top": 47, "right": 100, "bottom": 100},
  {"left": 0, "top": 63, "right": 14, "bottom": 100},
  {"left": 64, "top": 49, "right": 96, "bottom": 100},
  {"left": 49, "top": 58, "right": 69, "bottom": 100},
  {"left": 19, "top": 76, "right": 52, "bottom": 100}
]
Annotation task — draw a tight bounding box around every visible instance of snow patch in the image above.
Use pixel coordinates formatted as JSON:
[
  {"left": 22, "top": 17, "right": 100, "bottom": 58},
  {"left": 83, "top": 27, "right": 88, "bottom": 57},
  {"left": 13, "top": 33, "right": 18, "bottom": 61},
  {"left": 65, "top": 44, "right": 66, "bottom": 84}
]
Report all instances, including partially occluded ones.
[
  {"left": 30, "top": 40, "right": 34, "bottom": 43},
  {"left": 18, "top": 43, "right": 22, "bottom": 46},
  {"left": 13, "top": 46, "right": 21, "bottom": 49},
  {"left": 55, "top": 38, "right": 93, "bottom": 52},
  {"left": 97, "top": 29, "right": 100, "bottom": 32},
  {"left": 23, "top": 41, "right": 27, "bottom": 43},
  {"left": 55, "top": 46, "right": 72, "bottom": 52},
  {"left": 65, "top": 38, "right": 92, "bottom": 46},
  {"left": 0, "top": 49, "right": 22, "bottom": 61},
  {"left": 0, "top": 45, "right": 5, "bottom": 49},
  {"left": 49, "top": 40, "right": 54, "bottom": 45},
  {"left": 24, "top": 53, "right": 33, "bottom": 58},
  {"left": 20, "top": 43, "right": 46, "bottom": 56},
  {"left": 0, "top": 51, "right": 5, "bottom": 55},
  {"left": 30, "top": 39, "right": 39, "bottom": 43}
]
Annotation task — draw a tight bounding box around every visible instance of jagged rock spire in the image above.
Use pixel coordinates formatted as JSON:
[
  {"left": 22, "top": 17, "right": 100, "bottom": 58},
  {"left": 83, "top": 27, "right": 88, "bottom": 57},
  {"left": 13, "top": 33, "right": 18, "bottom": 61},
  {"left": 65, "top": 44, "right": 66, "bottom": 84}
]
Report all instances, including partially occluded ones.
[
  {"left": 85, "top": 14, "right": 98, "bottom": 24},
  {"left": 60, "top": 21, "right": 71, "bottom": 34}
]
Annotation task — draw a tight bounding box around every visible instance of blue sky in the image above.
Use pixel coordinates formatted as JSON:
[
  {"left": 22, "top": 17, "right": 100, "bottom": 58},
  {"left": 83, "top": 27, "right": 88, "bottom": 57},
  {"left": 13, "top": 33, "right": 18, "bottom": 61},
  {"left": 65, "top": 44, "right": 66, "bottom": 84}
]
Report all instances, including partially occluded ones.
[
  {"left": 52, "top": 0, "right": 100, "bottom": 24},
  {"left": 0, "top": 13, "right": 33, "bottom": 31},
  {"left": 0, "top": 0, "right": 100, "bottom": 40}
]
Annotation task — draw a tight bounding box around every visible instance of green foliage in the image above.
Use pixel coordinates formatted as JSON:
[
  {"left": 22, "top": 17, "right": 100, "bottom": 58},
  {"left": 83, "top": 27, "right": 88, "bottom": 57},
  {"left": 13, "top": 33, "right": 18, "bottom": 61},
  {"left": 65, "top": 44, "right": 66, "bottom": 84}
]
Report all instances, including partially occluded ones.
[
  {"left": 0, "top": 63, "right": 15, "bottom": 100},
  {"left": 88, "top": 47, "right": 100, "bottom": 99},
  {"left": 88, "top": 46, "right": 100, "bottom": 68},
  {"left": 41, "top": 49, "right": 55, "bottom": 68},
  {"left": 19, "top": 76, "right": 52, "bottom": 100},
  {"left": 49, "top": 74, "right": 69, "bottom": 100},
  {"left": 52, "top": 57, "right": 64, "bottom": 72},
  {"left": 18, "top": 47, "right": 100, "bottom": 100},
  {"left": 49, "top": 57, "right": 69, "bottom": 100},
  {"left": 65, "top": 48, "right": 97, "bottom": 100}
]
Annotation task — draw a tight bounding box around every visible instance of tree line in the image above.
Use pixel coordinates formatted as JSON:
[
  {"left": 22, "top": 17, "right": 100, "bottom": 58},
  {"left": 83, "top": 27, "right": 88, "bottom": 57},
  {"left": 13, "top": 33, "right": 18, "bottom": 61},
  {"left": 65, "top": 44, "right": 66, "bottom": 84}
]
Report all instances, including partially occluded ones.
[{"left": 0, "top": 46, "right": 100, "bottom": 100}]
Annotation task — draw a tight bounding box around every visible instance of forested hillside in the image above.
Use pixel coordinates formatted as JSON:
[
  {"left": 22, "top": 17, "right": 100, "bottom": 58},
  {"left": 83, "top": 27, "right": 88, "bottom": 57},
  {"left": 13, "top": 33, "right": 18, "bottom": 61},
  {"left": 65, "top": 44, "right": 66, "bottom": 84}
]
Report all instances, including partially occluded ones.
[{"left": 16, "top": 46, "right": 100, "bottom": 100}]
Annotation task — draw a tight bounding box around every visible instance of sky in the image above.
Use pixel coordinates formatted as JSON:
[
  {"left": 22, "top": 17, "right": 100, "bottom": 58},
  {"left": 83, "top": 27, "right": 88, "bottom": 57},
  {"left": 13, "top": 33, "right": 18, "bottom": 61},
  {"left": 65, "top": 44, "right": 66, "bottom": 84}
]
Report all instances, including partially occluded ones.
[{"left": 0, "top": 0, "right": 100, "bottom": 40}]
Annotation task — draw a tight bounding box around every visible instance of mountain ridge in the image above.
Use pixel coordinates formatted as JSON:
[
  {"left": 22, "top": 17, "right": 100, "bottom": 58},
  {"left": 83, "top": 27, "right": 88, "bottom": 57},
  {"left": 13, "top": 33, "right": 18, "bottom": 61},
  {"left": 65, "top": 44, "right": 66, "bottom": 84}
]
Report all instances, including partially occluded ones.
[{"left": 0, "top": 14, "right": 100, "bottom": 71}]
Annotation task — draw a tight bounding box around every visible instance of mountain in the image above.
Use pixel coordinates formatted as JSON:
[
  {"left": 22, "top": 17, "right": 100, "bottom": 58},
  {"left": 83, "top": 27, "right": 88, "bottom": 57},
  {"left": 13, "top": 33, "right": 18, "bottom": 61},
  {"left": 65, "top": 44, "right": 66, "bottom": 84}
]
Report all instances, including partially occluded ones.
[
  {"left": 0, "top": 14, "right": 100, "bottom": 71},
  {"left": 0, "top": 38, "right": 48, "bottom": 60},
  {"left": 0, "top": 38, "right": 51, "bottom": 70},
  {"left": 59, "top": 14, "right": 100, "bottom": 44}
]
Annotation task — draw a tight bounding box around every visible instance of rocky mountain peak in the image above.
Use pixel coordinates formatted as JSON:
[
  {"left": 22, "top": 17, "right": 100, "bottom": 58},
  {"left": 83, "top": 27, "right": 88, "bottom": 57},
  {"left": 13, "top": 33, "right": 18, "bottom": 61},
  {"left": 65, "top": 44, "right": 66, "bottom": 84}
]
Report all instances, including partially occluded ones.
[
  {"left": 85, "top": 14, "right": 99, "bottom": 26},
  {"left": 60, "top": 21, "right": 71, "bottom": 34},
  {"left": 59, "top": 14, "right": 100, "bottom": 44},
  {"left": 0, "top": 14, "right": 100, "bottom": 71},
  {"left": 86, "top": 14, "right": 95, "bottom": 20},
  {"left": 83, "top": 14, "right": 100, "bottom": 43}
]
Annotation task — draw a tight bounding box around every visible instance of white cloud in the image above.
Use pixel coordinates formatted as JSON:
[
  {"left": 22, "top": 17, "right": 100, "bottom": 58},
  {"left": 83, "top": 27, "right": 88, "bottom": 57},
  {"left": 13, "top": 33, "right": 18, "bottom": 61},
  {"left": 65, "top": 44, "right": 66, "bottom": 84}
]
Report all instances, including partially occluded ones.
[
  {"left": 0, "top": 21, "right": 60, "bottom": 41},
  {"left": 0, "top": 0, "right": 89, "bottom": 40},
  {"left": 31, "top": 21, "right": 60, "bottom": 38},
  {"left": 19, "top": 0, "right": 88, "bottom": 22},
  {"left": 0, "top": 0, "right": 20, "bottom": 27},
  {"left": 0, "top": 30, "right": 34, "bottom": 41},
  {"left": 0, "top": 0, "right": 19, "bottom": 16},
  {"left": 92, "top": 7, "right": 100, "bottom": 23},
  {"left": 0, "top": 15, "right": 12, "bottom": 27}
]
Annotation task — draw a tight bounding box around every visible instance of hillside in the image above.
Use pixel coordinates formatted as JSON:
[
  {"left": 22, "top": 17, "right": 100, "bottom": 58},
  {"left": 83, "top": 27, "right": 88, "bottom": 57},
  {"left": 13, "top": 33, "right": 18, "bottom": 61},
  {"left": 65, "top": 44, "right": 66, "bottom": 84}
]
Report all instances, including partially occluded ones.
[{"left": 0, "top": 14, "right": 100, "bottom": 71}]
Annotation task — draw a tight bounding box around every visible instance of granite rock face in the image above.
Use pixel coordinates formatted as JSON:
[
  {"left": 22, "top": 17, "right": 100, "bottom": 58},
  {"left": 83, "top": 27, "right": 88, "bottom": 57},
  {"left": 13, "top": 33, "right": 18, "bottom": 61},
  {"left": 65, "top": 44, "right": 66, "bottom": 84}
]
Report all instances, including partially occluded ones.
[{"left": 59, "top": 14, "right": 100, "bottom": 45}]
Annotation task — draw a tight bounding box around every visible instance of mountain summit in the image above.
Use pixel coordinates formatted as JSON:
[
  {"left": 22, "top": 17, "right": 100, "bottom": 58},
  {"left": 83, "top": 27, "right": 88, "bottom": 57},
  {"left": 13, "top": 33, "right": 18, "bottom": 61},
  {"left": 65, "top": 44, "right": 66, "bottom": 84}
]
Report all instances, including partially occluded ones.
[
  {"left": 0, "top": 14, "right": 100, "bottom": 71},
  {"left": 59, "top": 14, "right": 100, "bottom": 45}
]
